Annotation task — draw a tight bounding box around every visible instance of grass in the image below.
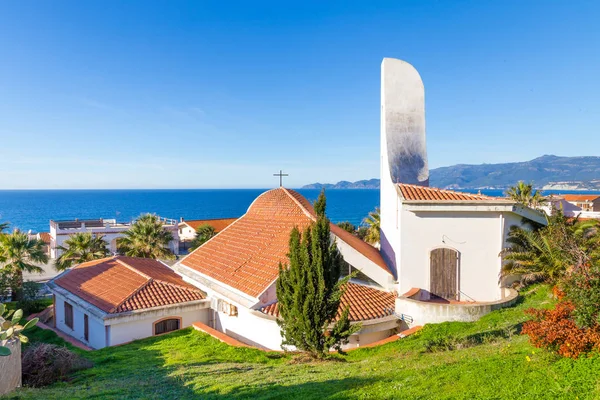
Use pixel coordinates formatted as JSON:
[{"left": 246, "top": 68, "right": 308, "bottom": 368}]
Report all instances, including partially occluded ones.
[{"left": 4, "top": 285, "right": 600, "bottom": 399}]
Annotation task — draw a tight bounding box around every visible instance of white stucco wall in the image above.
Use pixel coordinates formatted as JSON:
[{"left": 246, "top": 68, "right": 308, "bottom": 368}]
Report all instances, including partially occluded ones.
[
  {"left": 178, "top": 224, "right": 197, "bottom": 241},
  {"left": 398, "top": 209, "right": 508, "bottom": 302},
  {"left": 107, "top": 306, "right": 209, "bottom": 347},
  {"left": 54, "top": 293, "right": 106, "bottom": 349}
]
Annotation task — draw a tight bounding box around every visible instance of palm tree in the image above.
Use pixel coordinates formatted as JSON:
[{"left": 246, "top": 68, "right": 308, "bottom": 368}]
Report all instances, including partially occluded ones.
[
  {"left": 362, "top": 207, "right": 381, "bottom": 246},
  {"left": 500, "top": 226, "right": 571, "bottom": 285},
  {"left": 506, "top": 181, "right": 547, "bottom": 208},
  {"left": 336, "top": 221, "right": 356, "bottom": 235},
  {"left": 0, "top": 230, "right": 48, "bottom": 300},
  {"left": 55, "top": 232, "right": 110, "bottom": 271},
  {"left": 117, "top": 214, "right": 175, "bottom": 260},
  {"left": 0, "top": 222, "right": 8, "bottom": 233},
  {"left": 189, "top": 224, "right": 216, "bottom": 251}
]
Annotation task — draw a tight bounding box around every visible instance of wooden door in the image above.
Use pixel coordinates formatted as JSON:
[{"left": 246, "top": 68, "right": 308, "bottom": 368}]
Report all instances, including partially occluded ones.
[{"left": 430, "top": 248, "right": 459, "bottom": 300}]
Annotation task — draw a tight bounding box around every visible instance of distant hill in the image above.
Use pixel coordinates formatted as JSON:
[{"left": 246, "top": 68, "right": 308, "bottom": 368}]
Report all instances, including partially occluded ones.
[{"left": 302, "top": 155, "right": 600, "bottom": 190}]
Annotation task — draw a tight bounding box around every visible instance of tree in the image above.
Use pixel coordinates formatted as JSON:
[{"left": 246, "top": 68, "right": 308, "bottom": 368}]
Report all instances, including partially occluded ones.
[
  {"left": 336, "top": 221, "right": 356, "bottom": 234},
  {"left": 189, "top": 224, "right": 216, "bottom": 251},
  {"left": 0, "top": 222, "right": 8, "bottom": 234},
  {"left": 117, "top": 214, "right": 175, "bottom": 260},
  {"left": 55, "top": 232, "right": 110, "bottom": 271},
  {"left": 276, "top": 190, "right": 359, "bottom": 358},
  {"left": 362, "top": 208, "right": 380, "bottom": 245},
  {"left": 506, "top": 181, "right": 547, "bottom": 208},
  {"left": 0, "top": 231, "right": 48, "bottom": 300},
  {"left": 500, "top": 226, "right": 569, "bottom": 285},
  {"left": 500, "top": 211, "right": 600, "bottom": 286}
]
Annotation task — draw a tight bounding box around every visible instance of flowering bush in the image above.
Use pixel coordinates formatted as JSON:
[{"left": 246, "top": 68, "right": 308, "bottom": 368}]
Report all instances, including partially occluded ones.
[{"left": 522, "top": 301, "right": 600, "bottom": 359}]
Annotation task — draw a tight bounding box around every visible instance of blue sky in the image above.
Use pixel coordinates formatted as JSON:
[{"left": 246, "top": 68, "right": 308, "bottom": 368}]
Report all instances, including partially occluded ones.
[{"left": 0, "top": 1, "right": 598, "bottom": 189}]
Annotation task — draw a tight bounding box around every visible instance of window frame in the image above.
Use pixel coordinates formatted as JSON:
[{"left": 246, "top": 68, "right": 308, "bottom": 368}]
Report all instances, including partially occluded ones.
[
  {"left": 64, "top": 302, "right": 74, "bottom": 330},
  {"left": 153, "top": 317, "right": 182, "bottom": 336},
  {"left": 84, "top": 314, "right": 89, "bottom": 341}
]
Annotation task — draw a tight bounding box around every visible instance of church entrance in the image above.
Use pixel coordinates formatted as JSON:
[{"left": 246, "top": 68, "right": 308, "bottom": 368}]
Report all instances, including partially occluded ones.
[{"left": 429, "top": 248, "right": 459, "bottom": 301}]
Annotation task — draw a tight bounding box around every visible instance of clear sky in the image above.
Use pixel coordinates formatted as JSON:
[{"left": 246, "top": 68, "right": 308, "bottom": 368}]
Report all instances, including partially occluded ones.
[{"left": 1, "top": 1, "right": 598, "bottom": 189}]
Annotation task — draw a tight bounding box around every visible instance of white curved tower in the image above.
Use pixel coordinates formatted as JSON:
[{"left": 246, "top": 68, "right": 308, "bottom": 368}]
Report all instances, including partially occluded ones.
[{"left": 380, "top": 58, "right": 428, "bottom": 277}]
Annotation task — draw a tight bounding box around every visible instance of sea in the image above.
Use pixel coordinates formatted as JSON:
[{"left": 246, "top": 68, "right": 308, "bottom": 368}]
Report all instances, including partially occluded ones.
[{"left": 1, "top": 188, "right": 599, "bottom": 234}]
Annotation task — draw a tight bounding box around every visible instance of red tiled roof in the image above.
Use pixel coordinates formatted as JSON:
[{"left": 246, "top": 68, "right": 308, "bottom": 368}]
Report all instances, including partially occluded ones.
[
  {"left": 181, "top": 218, "right": 238, "bottom": 232},
  {"left": 563, "top": 194, "right": 600, "bottom": 202},
  {"left": 39, "top": 232, "right": 51, "bottom": 244},
  {"left": 261, "top": 282, "right": 395, "bottom": 322},
  {"left": 398, "top": 184, "right": 503, "bottom": 201},
  {"left": 53, "top": 256, "right": 205, "bottom": 314},
  {"left": 181, "top": 188, "right": 391, "bottom": 298}
]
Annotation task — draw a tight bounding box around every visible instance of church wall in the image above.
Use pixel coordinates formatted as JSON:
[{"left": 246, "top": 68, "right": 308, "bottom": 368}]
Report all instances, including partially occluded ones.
[
  {"left": 211, "top": 302, "right": 283, "bottom": 350},
  {"left": 398, "top": 209, "right": 505, "bottom": 302}
]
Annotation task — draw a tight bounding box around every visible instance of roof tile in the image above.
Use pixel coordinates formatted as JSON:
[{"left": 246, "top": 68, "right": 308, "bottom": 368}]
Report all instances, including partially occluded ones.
[
  {"left": 261, "top": 282, "right": 395, "bottom": 322},
  {"left": 53, "top": 256, "right": 205, "bottom": 314}
]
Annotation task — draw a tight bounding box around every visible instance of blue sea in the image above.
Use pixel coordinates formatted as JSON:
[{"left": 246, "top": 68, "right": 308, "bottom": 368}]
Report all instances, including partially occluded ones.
[{"left": 1, "top": 188, "right": 599, "bottom": 233}]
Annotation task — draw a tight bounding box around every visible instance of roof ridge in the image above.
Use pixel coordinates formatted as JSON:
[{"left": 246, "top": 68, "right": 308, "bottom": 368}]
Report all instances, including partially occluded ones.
[
  {"left": 281, "top": 187, "right": 317, "bottom": 221},
  {"left": 110, "top": 278, "right": 154, "bottom": 314},
  {"left": 115, "top": 257, "right": 153, "bottom": 280},
  {"left": 152, "top": 278, "right": 205, "bottom": 294}
]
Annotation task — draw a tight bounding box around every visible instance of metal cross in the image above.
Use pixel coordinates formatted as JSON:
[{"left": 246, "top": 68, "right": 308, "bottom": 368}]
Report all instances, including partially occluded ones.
[{"left": 273, "top": 170, "right": 289, "bottom": 187}]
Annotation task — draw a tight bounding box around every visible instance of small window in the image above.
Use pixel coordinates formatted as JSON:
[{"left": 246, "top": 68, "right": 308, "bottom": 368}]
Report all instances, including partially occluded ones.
[
  {"left": 84, "top": 314, "right": 89, "bottom": 341},
  {"left": 154, "top": 318, "right": 180, "bottom": 335},
  {"left": 64, "top": 302, "right": 74, "bottom": 329}
]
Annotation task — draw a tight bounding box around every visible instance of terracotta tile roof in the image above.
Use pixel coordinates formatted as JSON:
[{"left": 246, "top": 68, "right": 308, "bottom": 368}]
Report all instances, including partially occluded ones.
[
  {"left": 39, "top": 232, "right": 52, "bottom": 244},
  {"left": 181, "top": 188, "right": 391, "bottom": 298},
  {"left": 398, "top": 184, "right": 503, "bottom": 201},
  {"left": 181, "top": 218, "right": 238, "bottom": 232},
  {"left": 53, "top": 256, "right": 205, "bottom": 314},
  {"left": 563, "top": 194, "right": 600, "bottom": 202},
  {"left": 261, "top": 282, "right": 395, "bottom": 322}
]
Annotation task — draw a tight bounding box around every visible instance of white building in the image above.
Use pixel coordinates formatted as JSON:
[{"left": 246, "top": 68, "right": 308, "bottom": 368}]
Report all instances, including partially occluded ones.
[
  {"left": 47, "top": 256, "right": 208, "bottom": 349},
  {"left": 49, "top": 217, "right": 180, "bottom": 259}
]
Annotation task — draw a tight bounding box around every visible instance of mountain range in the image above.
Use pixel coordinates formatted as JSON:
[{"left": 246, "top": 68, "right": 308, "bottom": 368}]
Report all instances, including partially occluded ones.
[{"left": 302, "top": 155, "right": 600, "bottom": 190}]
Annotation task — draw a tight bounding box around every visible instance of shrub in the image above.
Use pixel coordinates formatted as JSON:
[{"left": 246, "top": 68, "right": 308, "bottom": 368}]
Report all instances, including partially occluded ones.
[
  {"left": 522, "top": 302, "right": 600, "bottom": 359},
  {"left": 22, "top": 343, "right": 93, "bottom": 387}
]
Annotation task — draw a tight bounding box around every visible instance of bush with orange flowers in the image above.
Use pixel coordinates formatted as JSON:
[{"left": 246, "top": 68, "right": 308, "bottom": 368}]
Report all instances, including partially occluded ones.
[{"left": 522, "top": 301, "right": 600, "bottom": 359}]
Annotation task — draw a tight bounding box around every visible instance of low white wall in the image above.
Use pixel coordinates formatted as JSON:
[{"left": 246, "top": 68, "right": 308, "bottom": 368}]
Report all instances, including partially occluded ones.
[
  {"left": 54, "top": 293, "right": 106, "bottom": 349},
  {"left": 395, "top": 288, "right": 519, "bottom": 327},
  {"left": 108, "top": 306, "right": 209, "bottom": 347}
]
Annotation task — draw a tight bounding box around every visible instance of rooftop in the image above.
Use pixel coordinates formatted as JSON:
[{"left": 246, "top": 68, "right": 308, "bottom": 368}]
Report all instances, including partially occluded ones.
[
  {"left": 180, "top": 218, "right": 238, "bottom": 232},
  {"left": 562, "top": 194, "right": 600, "bottom": 202},
  {"left": 180, "top": 187, "right": 391, "bottom": 299},
  {"left": 53, "top": 256, "right": 205, "bottom": 314},
  {"left": 398, "top": 184, "right": 508, "bottom": 202},
  {"left": 261, "top": 282, "right": 395, "bottom": 322}
]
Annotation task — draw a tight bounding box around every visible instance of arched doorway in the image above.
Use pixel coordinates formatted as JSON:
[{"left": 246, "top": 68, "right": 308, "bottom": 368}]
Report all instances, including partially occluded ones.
[{"left": 430, "top": 248, "right": 460, "bottom": 301}]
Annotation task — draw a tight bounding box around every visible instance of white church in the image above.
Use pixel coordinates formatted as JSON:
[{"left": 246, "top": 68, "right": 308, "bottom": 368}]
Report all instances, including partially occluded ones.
[{"left": 48, "top": 58, "right": 545, "bottom": 350}]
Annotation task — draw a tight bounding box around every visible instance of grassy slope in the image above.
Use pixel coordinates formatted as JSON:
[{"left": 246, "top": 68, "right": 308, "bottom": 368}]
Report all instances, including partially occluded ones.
[{"left": 5, "top": 286, "right": 600, "bottom": 400}]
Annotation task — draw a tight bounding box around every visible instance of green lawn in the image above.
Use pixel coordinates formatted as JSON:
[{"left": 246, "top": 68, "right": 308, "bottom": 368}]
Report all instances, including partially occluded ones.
[{"left": 5, "top": 285, "right": 600, "bottom": 399}]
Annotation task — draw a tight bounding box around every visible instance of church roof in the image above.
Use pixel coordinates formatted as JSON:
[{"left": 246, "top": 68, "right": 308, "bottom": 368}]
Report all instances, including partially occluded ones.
[
  {"left": 53, "top": 256, "right": 206, "bottom": 314},
  {"left": 398, "top": 184, "right": 507, "bottom": 202},
  {"left": 260, "top": 282, "right": 395, "bottom": 322},
  {"left": 180, "top": 187, "right": 391, "bottom": 299},
  {"left": 180, "top": 218, "right": 238, "bottom": 233}
]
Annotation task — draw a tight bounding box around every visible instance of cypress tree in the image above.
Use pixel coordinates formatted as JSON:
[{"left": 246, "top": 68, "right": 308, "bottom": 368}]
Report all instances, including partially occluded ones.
[{"left": 276, "top": 190, "right": 360, "bottom": 358}]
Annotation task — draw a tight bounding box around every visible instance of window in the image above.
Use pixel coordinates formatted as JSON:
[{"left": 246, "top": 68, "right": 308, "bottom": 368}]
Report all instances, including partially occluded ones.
[
  {"left": 84, "top": 314, "right": 89, "bottom": 341},
  {"left": 64, "top": 302, "right": 74, "bottom": 329},
  {"left": 154, "top": 318, "right": 180, "bottom": 335},
  {"left": 217, "top": 300, "right": 238, "bottom": 316}
]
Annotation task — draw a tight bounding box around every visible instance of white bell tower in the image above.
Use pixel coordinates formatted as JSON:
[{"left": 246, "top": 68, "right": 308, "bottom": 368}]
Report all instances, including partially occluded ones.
[{"left": 379, "top": 58, "right": 428, "bottom": 278}]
